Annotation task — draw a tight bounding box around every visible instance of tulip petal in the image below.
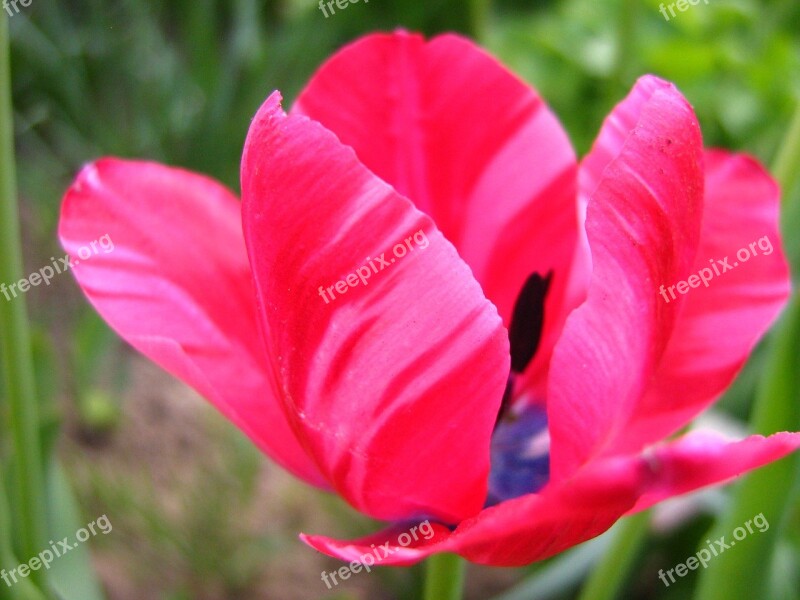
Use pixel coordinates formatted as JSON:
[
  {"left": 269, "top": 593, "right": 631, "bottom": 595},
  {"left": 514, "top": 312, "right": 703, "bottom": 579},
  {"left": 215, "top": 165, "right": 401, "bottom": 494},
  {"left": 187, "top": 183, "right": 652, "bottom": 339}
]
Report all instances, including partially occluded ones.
[
  {"left": 241, "top": 93, "right": 510, "bottom": 523},
  {"left": 301, "top": 453, "right": 645, "bottom": 567},
  {"left": 300, "top": 521, "right": 453, "bottom": 568},
  {"left": 302, "top": 431, "right": 800, "bottom": 567},
  {"left": 631, "top": 430, "right": 800, "bottom": 512},
  {"left": 548, "top": 76, "right": 705, "bottom": 480},
  {"left": 293, "top": 30, "right": 579, "bottom": 397},
  {"left": 59, "top": 159, "right": 324, "bottom": 486},
  {"left": 615, "top": 151, "right": 791, "bottom": 452}
]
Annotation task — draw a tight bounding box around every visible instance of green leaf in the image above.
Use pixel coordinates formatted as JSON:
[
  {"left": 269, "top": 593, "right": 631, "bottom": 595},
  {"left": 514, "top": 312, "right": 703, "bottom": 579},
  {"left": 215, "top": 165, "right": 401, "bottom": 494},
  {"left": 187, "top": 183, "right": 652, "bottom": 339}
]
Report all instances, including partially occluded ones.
[
  {"left": 43, "top": 462, "right": 106, "bottom": 600},
  {"left": 576, "top": 511, "right": 650, "bottom": 600}
]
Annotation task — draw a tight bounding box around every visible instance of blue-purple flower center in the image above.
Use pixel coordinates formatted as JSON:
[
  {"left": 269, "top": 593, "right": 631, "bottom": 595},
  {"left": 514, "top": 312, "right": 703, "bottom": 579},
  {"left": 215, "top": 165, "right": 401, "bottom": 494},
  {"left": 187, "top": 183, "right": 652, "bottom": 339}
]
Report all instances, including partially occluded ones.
[
  {"left": 487, "top": 271, "right": 553, "bottom": 505},
  {"left": 488, "top": 403, "right": 550, "bottom": 505}
]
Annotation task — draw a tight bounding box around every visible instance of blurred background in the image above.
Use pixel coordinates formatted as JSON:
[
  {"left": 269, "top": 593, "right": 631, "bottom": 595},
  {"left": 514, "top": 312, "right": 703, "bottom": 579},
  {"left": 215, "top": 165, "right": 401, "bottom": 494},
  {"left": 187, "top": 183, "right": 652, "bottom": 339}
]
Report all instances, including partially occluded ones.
[{"left": 2, "top": 0, "right": 800, "bottom": 598}]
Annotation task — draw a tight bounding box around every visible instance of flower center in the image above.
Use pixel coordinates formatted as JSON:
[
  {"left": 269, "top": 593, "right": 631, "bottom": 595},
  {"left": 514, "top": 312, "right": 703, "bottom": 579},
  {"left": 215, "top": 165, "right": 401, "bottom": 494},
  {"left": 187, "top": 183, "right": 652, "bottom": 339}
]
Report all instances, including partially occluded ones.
[
  {"left": 487, "top": 271, "right": 553, "bottom": 505},
  {"left": 487, "top": 402, "right": 550, "bottom": 505}
]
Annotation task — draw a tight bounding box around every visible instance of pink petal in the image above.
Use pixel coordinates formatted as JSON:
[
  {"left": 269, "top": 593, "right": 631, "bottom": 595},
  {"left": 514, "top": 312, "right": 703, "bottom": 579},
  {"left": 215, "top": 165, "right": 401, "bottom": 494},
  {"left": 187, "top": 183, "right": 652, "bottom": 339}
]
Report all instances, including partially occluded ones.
[
  {"left": 293, "top": 30, "right": 580, "bottom": 396},
  {"left": 302, "top": 431, "right": 800, "bottom": 567},
  {"left": 302, "top": 453, "right": 645, "bottom": 567},
  {"left": 59, "top": 159, "right": 324, "bottom": 486},
  {"left": 631, "top": 430, "right": 800, "bottom": 512},
  {"left": 300, "top": 522, "right": 453, "bottom": 568},
  {"left": 241, "top": 93, "right": 509, "bottom": 522},
  {"left": 548, "top": 76, "right": 705, "bottom": 480},
  {"left": 615, "top": 151, "right": 792, "bottom": 452}
]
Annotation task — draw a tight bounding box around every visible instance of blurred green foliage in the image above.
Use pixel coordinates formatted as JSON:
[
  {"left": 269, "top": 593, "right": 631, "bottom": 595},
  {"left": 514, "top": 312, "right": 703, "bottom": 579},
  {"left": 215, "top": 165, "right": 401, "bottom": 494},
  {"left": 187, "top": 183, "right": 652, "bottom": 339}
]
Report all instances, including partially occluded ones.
[{"left": 2, "top": 0, "right": 799, "bottom": 598}]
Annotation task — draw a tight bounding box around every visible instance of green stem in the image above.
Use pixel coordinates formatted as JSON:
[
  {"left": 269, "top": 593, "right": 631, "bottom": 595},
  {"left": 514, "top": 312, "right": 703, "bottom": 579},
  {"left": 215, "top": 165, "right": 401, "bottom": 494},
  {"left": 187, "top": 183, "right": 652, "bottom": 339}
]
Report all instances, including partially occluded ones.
[
  {"left": 423, "top": 553, "right": 466, "bottom": 600},
  {"left": 576, "top": 511, "right": 650, "bottom": 600},
  {"left": 772, "top": 99, "right": 800, "bottom": 200},
  {"left": 0, "top": 467, "right": 48, "bottom": 600},
  {"left": 0, "top": 470, "right": 15, "bottom": 600},
  {"left": 0, "top": 16, "right": 47, "bottom": 586}
]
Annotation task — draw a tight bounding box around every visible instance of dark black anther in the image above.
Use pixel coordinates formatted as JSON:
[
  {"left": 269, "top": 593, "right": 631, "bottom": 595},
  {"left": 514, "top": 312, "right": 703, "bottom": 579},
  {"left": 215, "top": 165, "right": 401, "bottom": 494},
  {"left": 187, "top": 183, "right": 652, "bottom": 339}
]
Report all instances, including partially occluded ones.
[
  {"left": 495, "top": 373, "right": 516, "bottom": 426},
  {"left": 508, "top": 271, "right": 553, "bottom": 373}
]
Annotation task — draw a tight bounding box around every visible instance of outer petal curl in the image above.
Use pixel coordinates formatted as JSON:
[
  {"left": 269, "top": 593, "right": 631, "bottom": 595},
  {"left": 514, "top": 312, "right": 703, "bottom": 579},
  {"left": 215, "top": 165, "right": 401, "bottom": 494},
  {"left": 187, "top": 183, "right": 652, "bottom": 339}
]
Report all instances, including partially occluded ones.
[
  {"left": 242, "top": 93, "right": 509, "bottom": 523},
  {"left": 616, "top": 151, "right": 791, "bottom": 452},
  {"left": 548, "top": 76, "right": 705, "bottom": 479}
]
